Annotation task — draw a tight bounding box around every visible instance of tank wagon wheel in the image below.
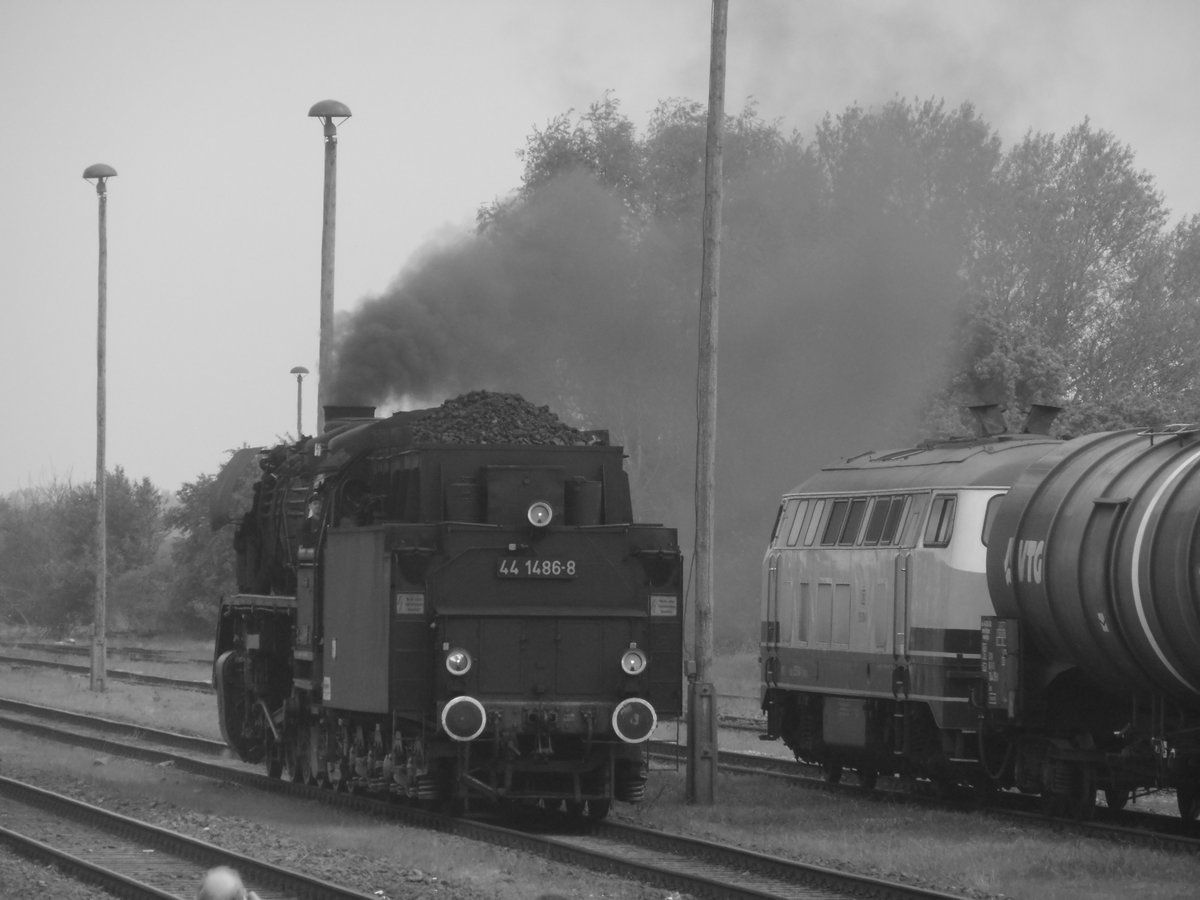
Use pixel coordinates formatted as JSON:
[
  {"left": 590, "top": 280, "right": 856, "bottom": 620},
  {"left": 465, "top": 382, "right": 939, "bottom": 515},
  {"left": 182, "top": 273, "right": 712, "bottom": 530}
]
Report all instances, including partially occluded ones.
[
  {"left": 1041, "top": 763, "right": 1097, "bottom": 820},
  {"left": 1177, "top": 784, "right": 1200, "bottom": 821},
  {"left": 968, "top": 774, "right": 998, "bottom": 807},
  {"left": 1103, "top": 788, "right": 1130, "bottom": 812},
  {"left": 1072, "top": 765, "right": 1098, "bottom": 821},
  {"left": 585, "top": 799, "right": 611, "bottom": 820}
]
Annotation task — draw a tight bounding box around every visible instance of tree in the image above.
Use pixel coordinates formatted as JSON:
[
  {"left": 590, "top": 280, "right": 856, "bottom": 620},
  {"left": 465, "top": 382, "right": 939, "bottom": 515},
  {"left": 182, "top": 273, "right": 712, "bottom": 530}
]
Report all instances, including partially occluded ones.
[
  {"left": 0, "top": 470, "right": 166, "bottom": 633},
  {"left": 938, "top": 120, "right": 1172, "bottom": 426},
  {"left": 164, "top": 453, "right": 257, "bottom": 633}
]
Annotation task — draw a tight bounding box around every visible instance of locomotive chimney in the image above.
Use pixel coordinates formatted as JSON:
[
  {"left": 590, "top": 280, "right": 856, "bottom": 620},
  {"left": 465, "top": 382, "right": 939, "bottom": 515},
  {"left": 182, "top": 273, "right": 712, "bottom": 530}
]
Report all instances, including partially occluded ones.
[
  {"left": 1021, "top": 404, "right": 1061, "bottom": 435},
  {"left": 968, "top": 404, "right": 1008, "bottom": 437},
  {"left": 322, "top": 404, "right": 376, "bottom": 430}
]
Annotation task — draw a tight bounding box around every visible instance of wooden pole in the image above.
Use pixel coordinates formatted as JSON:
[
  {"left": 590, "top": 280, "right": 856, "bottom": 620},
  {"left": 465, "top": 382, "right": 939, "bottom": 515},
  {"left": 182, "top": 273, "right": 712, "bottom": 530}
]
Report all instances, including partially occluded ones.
[
  {"left": 89, "top": 172, "right": 111, "bottom": 692},
  {"left": 687, "top": 0, "right": 727, "bottom": 805}
]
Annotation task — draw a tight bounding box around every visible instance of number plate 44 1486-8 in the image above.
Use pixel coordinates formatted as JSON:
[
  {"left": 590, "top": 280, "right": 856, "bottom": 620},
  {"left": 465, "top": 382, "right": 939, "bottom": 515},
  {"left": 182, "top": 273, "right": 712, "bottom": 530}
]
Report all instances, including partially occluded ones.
[{"left": 497, "top": 558, "right": 577, "bottom": 578}]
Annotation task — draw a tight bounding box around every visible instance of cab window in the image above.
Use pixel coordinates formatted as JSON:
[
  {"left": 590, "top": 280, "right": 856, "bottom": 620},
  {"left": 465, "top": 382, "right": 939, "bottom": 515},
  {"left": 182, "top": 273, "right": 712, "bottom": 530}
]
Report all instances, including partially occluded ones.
[
  {"left": 838, "top": 497, "right": 868, "bottom": 545},
  {"left": 803, "top": 499, "right": 826, "bottom": 545},
  {"left": 923, "top": 494, "right": 956, "bottom": 547},
  {"left": 982, "top": 494, "right": 1004, "bottom": 546},
  {"left": 786, "top": 499, "right": 810, "bottom": 546},
  {"left": 772, "top": 499, "right": 797, "bottom": 545},
  {"left": 821, "top": 500, "right": 849, "bottom": 545}
]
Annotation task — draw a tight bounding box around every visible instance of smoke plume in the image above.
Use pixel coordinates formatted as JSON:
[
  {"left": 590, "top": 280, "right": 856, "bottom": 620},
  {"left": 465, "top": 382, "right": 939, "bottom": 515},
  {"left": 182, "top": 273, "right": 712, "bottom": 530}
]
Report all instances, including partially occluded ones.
[{"left": 330, "top": 164, "right": 961, "bottom": 645}]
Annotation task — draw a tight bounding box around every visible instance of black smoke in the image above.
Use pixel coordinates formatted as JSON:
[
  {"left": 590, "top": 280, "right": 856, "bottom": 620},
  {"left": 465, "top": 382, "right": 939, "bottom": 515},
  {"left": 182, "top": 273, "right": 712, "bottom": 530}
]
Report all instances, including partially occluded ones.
[{"left": 330, "top": 164, "right": 961, "bottom": 647}]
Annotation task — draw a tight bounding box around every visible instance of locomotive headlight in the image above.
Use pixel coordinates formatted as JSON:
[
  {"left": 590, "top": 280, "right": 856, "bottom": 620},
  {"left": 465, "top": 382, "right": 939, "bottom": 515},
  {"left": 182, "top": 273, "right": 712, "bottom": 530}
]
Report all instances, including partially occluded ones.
[
  {"left": 612, "top": 697, "right": 657, "bottom": 743},
  {"left": 527, "top": 501, "right": 553, "bottom": 527},
  {"left": 441, "top": 695, "right": 487, "bottom": 741},
  {"left": 445, "top": 648, "right": 473, "bottom": 676},
  {"left": 620, "top": 647, "right": 648, "bottom": 676}
]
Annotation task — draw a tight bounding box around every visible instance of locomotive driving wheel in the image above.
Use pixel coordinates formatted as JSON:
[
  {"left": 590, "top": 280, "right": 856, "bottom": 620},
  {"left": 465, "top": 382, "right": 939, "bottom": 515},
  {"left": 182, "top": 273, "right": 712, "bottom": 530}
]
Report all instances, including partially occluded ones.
[{"left": 283, "top": 722, "right": 317, "bottom": 784}]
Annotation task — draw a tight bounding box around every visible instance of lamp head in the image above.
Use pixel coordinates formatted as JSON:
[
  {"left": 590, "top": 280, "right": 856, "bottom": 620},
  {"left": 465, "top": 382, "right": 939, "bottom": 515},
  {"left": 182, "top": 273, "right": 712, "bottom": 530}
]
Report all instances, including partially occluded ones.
[
  {"left": 83, "top": 163, "right": 117, "bottom": 194},
  {"left": 308, "top": 100, "right": 351, "bottom": 138}
]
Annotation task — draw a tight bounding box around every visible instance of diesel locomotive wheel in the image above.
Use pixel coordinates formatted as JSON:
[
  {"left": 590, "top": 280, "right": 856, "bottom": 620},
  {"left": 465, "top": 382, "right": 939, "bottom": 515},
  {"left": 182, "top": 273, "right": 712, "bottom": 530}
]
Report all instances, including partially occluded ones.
[
  {"left": 856, "top": 767, "right": 877, "bottom": 791},
  {"left": 822, "top": 760, "right": 843, "bottom": 784}
]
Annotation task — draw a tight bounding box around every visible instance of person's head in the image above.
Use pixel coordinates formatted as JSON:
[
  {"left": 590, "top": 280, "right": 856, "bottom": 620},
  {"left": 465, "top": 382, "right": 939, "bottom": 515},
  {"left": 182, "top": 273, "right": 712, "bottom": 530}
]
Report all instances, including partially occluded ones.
[{"left": 196, "top": 866, "right": 247, "bottom": 900}]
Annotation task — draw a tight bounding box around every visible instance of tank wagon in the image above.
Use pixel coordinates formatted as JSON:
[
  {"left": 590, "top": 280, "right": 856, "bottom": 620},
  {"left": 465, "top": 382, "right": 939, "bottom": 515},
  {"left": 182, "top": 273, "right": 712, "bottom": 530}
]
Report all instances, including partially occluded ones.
[
  {"left": 759, "top": 404, "right": 1200, "bottom": 819},
  {"left": 213, "top": 392, "right": 683, "bottom": 818}
]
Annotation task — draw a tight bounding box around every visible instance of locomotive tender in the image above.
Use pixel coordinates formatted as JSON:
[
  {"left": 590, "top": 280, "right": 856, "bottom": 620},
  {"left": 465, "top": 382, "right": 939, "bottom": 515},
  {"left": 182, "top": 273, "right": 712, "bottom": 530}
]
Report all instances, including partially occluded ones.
[
  {"left": 213, "top": 393, "right": 683, "bottom": 817},
  {"left": 759, "top": 404, "right": 1200, "bottom": 819}
]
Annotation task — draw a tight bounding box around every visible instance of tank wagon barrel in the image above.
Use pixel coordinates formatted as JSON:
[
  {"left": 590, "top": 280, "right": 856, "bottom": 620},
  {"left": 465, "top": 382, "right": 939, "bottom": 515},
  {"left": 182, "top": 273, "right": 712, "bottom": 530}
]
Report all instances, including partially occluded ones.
[
  {"left": 759, "top": 406, "right": 1200, "bottom": 821},
  {"left": 987, "top": 426, "right": 1200, "bottom": 704}
]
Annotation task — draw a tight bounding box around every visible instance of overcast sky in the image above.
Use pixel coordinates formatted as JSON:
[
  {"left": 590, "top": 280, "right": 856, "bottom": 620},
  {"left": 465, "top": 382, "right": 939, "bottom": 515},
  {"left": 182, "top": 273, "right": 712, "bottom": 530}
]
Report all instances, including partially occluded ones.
[{"left": 3, "top": 0, "right": 1198, "bottom": 497}]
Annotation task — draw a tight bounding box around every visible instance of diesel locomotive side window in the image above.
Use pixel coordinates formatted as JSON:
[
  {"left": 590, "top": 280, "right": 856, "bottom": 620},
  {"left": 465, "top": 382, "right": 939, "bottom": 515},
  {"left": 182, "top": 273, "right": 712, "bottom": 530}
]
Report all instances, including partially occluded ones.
[
  {"left": 821, "top": 500, "right": 850, "bottom": 545},
  {"left": 838, "top": 497, "right": 868, "bottom": 545},
  {"left": 880, "top": 495, "right": 909, "bottom": 544},
  {"left": 802, "top": 499, "right": 826, "bottom": 545},
  {"left": 786, "top": 499, "right": 810, "bottom": 546},
  {"left": 923, "top": 494, "right": 956, "bottom": 547},
  {"left": 862, "top": 496, "right": 892, "bottom": 545},
  {"left": 865, "top": 494, "right": 910, "bottom": 545}
]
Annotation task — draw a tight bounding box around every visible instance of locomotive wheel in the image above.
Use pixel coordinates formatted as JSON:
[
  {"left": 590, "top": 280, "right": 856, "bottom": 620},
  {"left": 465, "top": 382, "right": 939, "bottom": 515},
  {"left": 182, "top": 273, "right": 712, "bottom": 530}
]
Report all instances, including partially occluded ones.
[
  {"left": 284, "top": 730, "right": 315, "bottom": 784},
  {"left": 263, "top": 729, "right": 283, "bottom": 779},
  {"left": 822, "top": 760, "right": 843, "bottom": 784},
  {"left": 326, "top": 758, "right": 348, "bottom": 792},
  {"left": 856, "top": 767, "right": 877, "bottom": 791}
]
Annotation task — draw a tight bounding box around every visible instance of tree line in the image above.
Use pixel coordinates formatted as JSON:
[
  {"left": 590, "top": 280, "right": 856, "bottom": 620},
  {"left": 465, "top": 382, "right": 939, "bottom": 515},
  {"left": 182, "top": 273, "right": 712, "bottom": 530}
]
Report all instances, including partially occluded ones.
[
  {"left": 5, "top": 94, "right": 1199, "bottom": 643},
  {"left": 0, "top": 466, "right": 248, "bottom": 637}
]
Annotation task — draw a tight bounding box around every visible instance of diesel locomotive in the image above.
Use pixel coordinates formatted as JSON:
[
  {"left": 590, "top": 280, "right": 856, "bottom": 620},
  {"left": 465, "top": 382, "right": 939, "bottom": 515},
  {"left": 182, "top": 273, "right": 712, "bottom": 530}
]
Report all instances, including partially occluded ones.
[
  {"left": 759, "top": 404, "right": 1200, "bottom": 819},
  {"left": 212, "top": 392, "right": 683, "bottom": 817}
]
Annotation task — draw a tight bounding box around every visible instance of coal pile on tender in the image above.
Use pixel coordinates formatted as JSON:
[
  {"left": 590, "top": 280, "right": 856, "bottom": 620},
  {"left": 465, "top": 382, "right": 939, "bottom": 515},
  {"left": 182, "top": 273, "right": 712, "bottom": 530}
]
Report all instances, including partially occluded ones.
[{"left": 407, "top": 391, "right": 605, "bottom": 446}]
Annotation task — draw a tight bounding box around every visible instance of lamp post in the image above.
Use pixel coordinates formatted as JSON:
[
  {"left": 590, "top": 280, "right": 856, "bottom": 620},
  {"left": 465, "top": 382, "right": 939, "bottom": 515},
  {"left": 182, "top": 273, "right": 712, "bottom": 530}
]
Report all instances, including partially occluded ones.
[
  {"left": 308, "top": 99, "right": 351, "bottom": 435},
  {"left": 83, "top": 162, "right": 116, "bottom": 693},
  {"left": 290, "top": 366, "right": 309, "bottom": 436}
]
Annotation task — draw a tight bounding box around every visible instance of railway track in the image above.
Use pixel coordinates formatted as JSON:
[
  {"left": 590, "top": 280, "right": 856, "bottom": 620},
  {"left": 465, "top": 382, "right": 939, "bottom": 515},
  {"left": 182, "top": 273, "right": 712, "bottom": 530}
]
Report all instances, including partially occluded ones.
[
  {"left": 0, "top": 775, "right": 374, "bottom": 900},
  {"left": 6, "top": 647, "right": 1199, "bottom": 847},
  {"left": 0, "top": 700, "right": 971, "bottom": 899},
  {"left": 0, "top": 652, "right": 212, "bottom": 692}
]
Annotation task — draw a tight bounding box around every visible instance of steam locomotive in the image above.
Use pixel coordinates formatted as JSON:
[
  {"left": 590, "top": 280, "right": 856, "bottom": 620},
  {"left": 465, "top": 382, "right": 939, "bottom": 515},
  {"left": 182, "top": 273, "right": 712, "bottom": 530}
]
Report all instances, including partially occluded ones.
[
  {"left": 759, "top": 404, "right": 1200, "bottom": 820},
  {"left": 212, "top": 393, "right": 683, "bottom": 818}
]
